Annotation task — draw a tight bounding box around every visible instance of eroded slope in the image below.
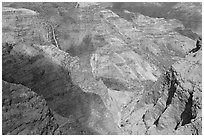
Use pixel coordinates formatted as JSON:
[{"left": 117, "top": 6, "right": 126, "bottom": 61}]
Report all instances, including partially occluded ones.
[{"left": 2, "top": 3, "right": 202, "bottom": 135}]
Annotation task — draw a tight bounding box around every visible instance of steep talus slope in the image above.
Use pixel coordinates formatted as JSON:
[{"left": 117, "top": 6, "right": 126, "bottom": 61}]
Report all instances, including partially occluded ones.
[
  {"left": 2, "top": 80, "right": 59, "bottom": 135},
  {"left": 2, "top": 3, "right": 202, "bottom": 135}
]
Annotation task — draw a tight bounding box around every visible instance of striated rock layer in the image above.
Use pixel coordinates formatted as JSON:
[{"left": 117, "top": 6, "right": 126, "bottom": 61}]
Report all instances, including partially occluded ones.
[{"left": 2, "top": 3, "right": 202, "bottom": 135}]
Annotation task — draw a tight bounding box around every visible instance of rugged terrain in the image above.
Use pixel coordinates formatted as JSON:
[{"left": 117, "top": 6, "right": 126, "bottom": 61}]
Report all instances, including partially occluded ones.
[
  {"left": 110, "top": 2, "right": 202, "bottom": 38},
  {"left": 2, "top": 2, "right": 202, "bottom": 135}
]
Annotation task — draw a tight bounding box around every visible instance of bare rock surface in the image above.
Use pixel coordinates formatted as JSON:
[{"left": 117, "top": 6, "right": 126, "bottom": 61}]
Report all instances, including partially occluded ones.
[
  {"left": 119, "top": 48, "right": 202, "bottom": 135},
  {"left": 2, "top": 80, "right": 59, "bottom": 135},
  {"left": 2, "top": 6, "right": 121, "bottom": 135},
  {"left": 2, "top": 2, "right": 202, "bottom": 135}
]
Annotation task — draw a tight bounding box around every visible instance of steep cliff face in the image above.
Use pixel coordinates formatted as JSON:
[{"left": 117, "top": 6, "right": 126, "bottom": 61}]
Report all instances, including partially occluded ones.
[
  {"left": 2, "top": 3, "right": 202, "bottom": 135},
  {"left": 119, "top": 49, "right": 202, "bottom": 135},
  {"left": 171, "top": 50, "right": 202, "bottom": 135}
]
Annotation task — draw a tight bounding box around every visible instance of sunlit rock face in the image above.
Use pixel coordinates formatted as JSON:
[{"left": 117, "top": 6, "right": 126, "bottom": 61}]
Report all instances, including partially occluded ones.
[
  {"left": 142, "top": 50, "right": 201, "bottom": 135},
  {"left": 87, "top": 9, "right": 196, "bottom": 130},
  {"left": 2, "top": 2, "right": 202, "bottom": 135},
  {"left": 91, "top": 9, "right": 195, "bottom": 73},
  {"left": 172, "top": 50, "right": 202, "bottom": 135}
]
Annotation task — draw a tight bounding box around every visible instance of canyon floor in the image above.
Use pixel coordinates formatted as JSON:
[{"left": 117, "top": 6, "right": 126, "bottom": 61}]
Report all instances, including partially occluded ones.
[{"left": 2, "top": 2, "right": 202, "bottom": 135}]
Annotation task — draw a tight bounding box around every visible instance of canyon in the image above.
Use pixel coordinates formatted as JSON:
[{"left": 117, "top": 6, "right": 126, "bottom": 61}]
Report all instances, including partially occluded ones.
[{"left": 2, "top": 2, "right": 202, "bottom": 135}]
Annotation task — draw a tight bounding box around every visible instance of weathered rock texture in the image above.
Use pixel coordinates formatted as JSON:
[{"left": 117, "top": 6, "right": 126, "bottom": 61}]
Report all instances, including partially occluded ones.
[
  {"left": 2, "top": 2, "right": 202, "bottom": 135},
  {"left": 2, "top": 6, "right": 121, "bottom": 135},
  {"left": 2, "top": 80, "right": 59, "bottom": 135},
  {"left": 120, "top": 49, "right": 202, "bottom": 135}
]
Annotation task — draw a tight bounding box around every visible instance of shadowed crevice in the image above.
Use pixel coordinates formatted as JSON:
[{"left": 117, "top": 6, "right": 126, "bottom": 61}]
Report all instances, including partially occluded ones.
[{"left": 181, "top": 93, "right": 194, "bottom": 126}]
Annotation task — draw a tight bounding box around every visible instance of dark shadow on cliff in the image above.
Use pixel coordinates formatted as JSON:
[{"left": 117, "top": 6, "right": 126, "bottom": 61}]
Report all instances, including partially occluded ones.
[
  {"left": 2, "top": 43, "right": 119, "bottom": 135},
  {"left": 180, "top": 93, "right": 194, "bottom": 126}
]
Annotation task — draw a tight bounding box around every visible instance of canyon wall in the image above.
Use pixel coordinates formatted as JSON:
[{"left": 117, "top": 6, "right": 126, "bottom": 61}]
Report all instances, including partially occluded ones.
[{"left": 2, "top": 3, "right": 202, "bottom": 135}]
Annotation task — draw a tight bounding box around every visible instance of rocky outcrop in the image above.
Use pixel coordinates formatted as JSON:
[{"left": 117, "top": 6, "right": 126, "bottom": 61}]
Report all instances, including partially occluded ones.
[
  {"left": 2, "top": 3, "right": 202, "bottom": 135},
  {"left": 2, "top": 80, "right": 59, "bottom": 135},
  {"left": 172, "top": 50, "right": 202, "bottom": 135},
  {"left": 119, "top": 48, "right": 202, "bottom": 135}
]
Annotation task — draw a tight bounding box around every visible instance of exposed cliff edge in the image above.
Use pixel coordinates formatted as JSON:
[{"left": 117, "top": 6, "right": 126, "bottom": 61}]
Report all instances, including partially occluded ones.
[
  {"left": 2, "top": 3, "right": 202, "bottom": 135},
  {"left": 119, "top": 49, "right": 202, "bottom": 135}
]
